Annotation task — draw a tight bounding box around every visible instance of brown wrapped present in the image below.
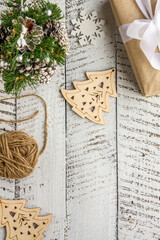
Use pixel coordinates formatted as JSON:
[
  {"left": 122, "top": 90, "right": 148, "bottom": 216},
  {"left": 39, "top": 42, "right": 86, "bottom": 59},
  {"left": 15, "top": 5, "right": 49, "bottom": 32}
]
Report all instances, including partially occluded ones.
[{"left": 110, "top": 0, "right": 160, "bottom": 97}]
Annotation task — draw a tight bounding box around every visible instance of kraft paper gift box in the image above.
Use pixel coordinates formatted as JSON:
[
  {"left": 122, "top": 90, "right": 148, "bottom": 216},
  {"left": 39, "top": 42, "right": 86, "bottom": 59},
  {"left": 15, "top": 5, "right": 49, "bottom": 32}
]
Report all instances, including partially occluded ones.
[{"left": 110, "top": 0, "right": 160, "bottom": 97}]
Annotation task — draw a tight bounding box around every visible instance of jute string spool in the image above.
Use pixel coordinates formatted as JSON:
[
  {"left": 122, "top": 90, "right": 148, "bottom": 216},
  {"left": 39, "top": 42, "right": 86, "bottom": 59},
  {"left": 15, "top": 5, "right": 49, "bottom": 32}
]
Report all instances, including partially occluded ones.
[{"left": 0, "top": 94, "right": 48, "bottom": 179}]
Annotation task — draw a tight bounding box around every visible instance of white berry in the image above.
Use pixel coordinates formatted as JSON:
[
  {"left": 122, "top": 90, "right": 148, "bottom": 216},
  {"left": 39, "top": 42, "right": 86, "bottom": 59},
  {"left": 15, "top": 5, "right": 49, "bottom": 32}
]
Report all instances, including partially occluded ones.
[
  {"left": 46, "top": 10, "right": 52, "bottom": 16},
  {"left": 17, "top": 55, "right": 23, "bottom": 62}
]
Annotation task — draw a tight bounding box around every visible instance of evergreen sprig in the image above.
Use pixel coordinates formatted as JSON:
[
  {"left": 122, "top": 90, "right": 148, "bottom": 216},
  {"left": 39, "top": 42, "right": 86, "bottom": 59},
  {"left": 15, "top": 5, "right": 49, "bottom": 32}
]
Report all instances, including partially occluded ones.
[
  {"left": 26, "top": 1, "right": 63, "bottom": 26},
  {"left": 3, "top": 69, "right": 39, "bottom": 96},
  {"left": 0, "top": 0, "right": 68, "bottom": 96}
]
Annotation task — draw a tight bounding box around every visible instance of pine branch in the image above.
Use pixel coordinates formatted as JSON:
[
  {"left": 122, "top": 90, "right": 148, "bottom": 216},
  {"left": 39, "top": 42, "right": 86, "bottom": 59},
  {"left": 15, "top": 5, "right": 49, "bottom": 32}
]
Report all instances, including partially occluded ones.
[
  {"left": 0, "top": 0, "right": 68, "bottom": 96},
  {"left": 26, "top": 2, "right": 63, "bottom": 26},
  {"left": 2, "top": 69, "right": 39, "bottom": 96}
]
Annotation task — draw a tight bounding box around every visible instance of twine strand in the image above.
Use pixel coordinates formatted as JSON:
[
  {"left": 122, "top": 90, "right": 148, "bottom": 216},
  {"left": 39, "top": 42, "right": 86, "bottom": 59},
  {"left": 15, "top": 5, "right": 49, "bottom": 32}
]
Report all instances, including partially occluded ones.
[
  {"left": 0, "top": 94, "right": 48, "bottom": 179},
  {"left": 0, "top": 110, "right": 39, "bottom": 123},
  {"left": 0, "top": 94, "right": 48, "bottom": 156}
]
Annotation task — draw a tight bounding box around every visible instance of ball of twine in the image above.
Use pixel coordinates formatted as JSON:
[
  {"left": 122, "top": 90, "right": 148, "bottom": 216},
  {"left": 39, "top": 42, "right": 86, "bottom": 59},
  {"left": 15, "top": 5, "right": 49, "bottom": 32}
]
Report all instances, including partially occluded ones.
[
  {"left": 0, "top": 94, "right": 48, "bottom": 180},
  {"left": 0, "top": 131, "right": 39, "bottom": 179}
]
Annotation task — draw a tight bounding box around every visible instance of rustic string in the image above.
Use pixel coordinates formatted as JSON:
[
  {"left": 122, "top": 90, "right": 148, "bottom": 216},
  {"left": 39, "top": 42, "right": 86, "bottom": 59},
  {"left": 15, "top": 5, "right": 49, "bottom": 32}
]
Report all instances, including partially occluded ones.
[{"left": 0, "top": 94, "right": 48, "bottom": 179}]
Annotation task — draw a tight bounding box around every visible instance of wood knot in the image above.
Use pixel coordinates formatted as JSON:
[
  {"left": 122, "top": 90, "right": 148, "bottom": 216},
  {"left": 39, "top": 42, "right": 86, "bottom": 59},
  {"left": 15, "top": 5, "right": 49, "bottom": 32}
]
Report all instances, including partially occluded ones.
[{"left": 0, "top": 131, "right": 39, "bottom": 179}]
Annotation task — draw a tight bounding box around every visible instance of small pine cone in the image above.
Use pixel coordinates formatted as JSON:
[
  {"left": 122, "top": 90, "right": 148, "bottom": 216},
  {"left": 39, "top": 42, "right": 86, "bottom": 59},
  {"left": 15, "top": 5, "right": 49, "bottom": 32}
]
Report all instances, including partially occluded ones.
[
  {"left": 0, "top": 26, "right": 12, "bottom": 44},
  {"left": 17, "top": 58, "right": 55, "bottom": 83},
  {"left": 38, "top": 64, "right": 56, "bottom": 84},
  {"left": 43, "top": 20, "right": 55, "bottom": 37},
  {"left": 17, "top": 17, "right": 43, "bottom": 52},
  {"left": 25, "top": 0, "right": 39, "bottom": 8},
  {"left": 18, "top": 61, "right": 34, "bottom": 76},
  {"left": 43, "top": 20, "right": 69, "bottom": 53},
  {"left": 18, "top": 58, "right": 43, "bottom": 76}
]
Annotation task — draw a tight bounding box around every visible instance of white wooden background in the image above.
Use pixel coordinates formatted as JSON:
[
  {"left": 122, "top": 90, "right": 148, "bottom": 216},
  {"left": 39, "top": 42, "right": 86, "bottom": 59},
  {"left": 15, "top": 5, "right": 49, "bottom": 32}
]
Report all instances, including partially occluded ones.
[{"left": 0, "top": 0, "right": 160, "bottom": 239}]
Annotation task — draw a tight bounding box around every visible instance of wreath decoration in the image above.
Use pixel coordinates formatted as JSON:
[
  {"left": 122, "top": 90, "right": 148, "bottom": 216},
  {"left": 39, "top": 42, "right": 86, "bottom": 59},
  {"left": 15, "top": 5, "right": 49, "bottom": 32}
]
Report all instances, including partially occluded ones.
[{"left": 0, "top": 0, "right": 69, "bottom": 96}]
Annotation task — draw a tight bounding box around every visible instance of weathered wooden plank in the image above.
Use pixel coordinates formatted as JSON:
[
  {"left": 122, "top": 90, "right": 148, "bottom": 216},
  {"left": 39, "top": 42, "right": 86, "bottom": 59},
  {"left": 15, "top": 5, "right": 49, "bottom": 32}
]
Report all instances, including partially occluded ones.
[
  {"left": 117, "top": 32, "right": 160, "bottom": 240},
  {"left": 65, "top": 1, "right": 117, "bottom": 239},
  {"left": 15, "top": 70, "right": 66, "bottom": 240},
  {"left": 0, "top": 80, "right": 16, "bottom": 238},
  {"left": 0, "top": 5, "right": 16, "bottom": 240},
  {"left": 0, "top": 1, "right": 66, "bottom": 240},
  {"left": 14, "top": 2, "right": 66, "bottom": 240}
]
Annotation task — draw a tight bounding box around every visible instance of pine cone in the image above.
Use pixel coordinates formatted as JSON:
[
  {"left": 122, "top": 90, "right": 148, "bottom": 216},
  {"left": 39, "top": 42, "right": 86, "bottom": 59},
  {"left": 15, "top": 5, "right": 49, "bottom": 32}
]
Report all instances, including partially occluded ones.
[
  {"left": 0, "top": 26, "right": 12, "bottom": 44},
  {"left": 43, "top": 20, "right": 69, "bottom": 53},
  {"left": 17, "top": 58, "right": 42, "bottom": 76},
  {"left": 24, "top": 0, "right": 39, "bottom": 8},
  {"left": 38, "top": 64, "right": 55, "bottom": 84},
  {"left": 17, "top": 58, "right": 55, "bottom": 84},
  {"left": 33, "top": 58, "right": 55, "bottom": 84},
  {"left": 17, "top": 17, "right": 43, "bottom": 52},
  {"left": 18, "top": 61, "right": 34, "bottom": 77}
]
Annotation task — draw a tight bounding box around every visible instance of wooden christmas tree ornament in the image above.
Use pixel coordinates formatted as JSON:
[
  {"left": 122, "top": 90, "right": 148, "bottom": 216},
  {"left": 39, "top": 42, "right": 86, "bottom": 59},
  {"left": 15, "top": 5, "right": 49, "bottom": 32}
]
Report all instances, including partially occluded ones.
[
  {"left": 0, "top": 94, "right": 48, "bottom": 179},
  {"left": 61, "top": 68, "right": 117, "bottom": 125},
  {"left": 0, "top": 199, "right": 52, "bottom": 240}
]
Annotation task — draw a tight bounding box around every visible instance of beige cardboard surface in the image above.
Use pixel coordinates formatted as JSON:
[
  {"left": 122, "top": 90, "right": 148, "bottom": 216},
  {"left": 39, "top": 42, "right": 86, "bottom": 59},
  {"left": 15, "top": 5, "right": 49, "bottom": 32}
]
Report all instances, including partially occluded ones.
[{"left": 110, "top": 0, "right": 160, "bottom": 97}]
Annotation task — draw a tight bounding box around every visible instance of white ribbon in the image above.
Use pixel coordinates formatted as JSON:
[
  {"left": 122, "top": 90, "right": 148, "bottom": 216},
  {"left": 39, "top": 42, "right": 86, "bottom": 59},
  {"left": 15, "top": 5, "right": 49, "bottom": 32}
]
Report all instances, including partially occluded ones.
[
  {"left": 119, "top": 0, "right": 160, "bottom": 70},
  {"left": 17, "top": 24, "right": 28, "bottom": 51}
]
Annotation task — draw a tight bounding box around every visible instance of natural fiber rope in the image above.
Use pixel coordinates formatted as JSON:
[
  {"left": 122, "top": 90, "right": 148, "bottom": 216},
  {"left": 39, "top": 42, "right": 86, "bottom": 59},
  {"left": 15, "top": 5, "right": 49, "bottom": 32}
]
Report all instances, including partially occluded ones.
[{"left": 0, "top": 94, "right": 48, "bottom": 179}]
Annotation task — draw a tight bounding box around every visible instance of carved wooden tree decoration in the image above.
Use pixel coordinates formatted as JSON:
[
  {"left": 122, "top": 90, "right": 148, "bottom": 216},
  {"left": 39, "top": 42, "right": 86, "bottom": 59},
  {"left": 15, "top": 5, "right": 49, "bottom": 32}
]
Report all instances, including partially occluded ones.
[
  {"left": 61, "top": 68, "right": 117, "bottom": 124},
  {"left": 0, "top": 199, "right": 52, "bottom": 240}
]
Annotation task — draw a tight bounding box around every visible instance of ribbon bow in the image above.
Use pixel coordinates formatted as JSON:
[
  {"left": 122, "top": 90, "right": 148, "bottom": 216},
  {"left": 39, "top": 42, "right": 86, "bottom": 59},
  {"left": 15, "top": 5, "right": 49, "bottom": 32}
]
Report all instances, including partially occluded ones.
[{"left": 119, "top": 0, "right": 160, "bottom": 70}]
